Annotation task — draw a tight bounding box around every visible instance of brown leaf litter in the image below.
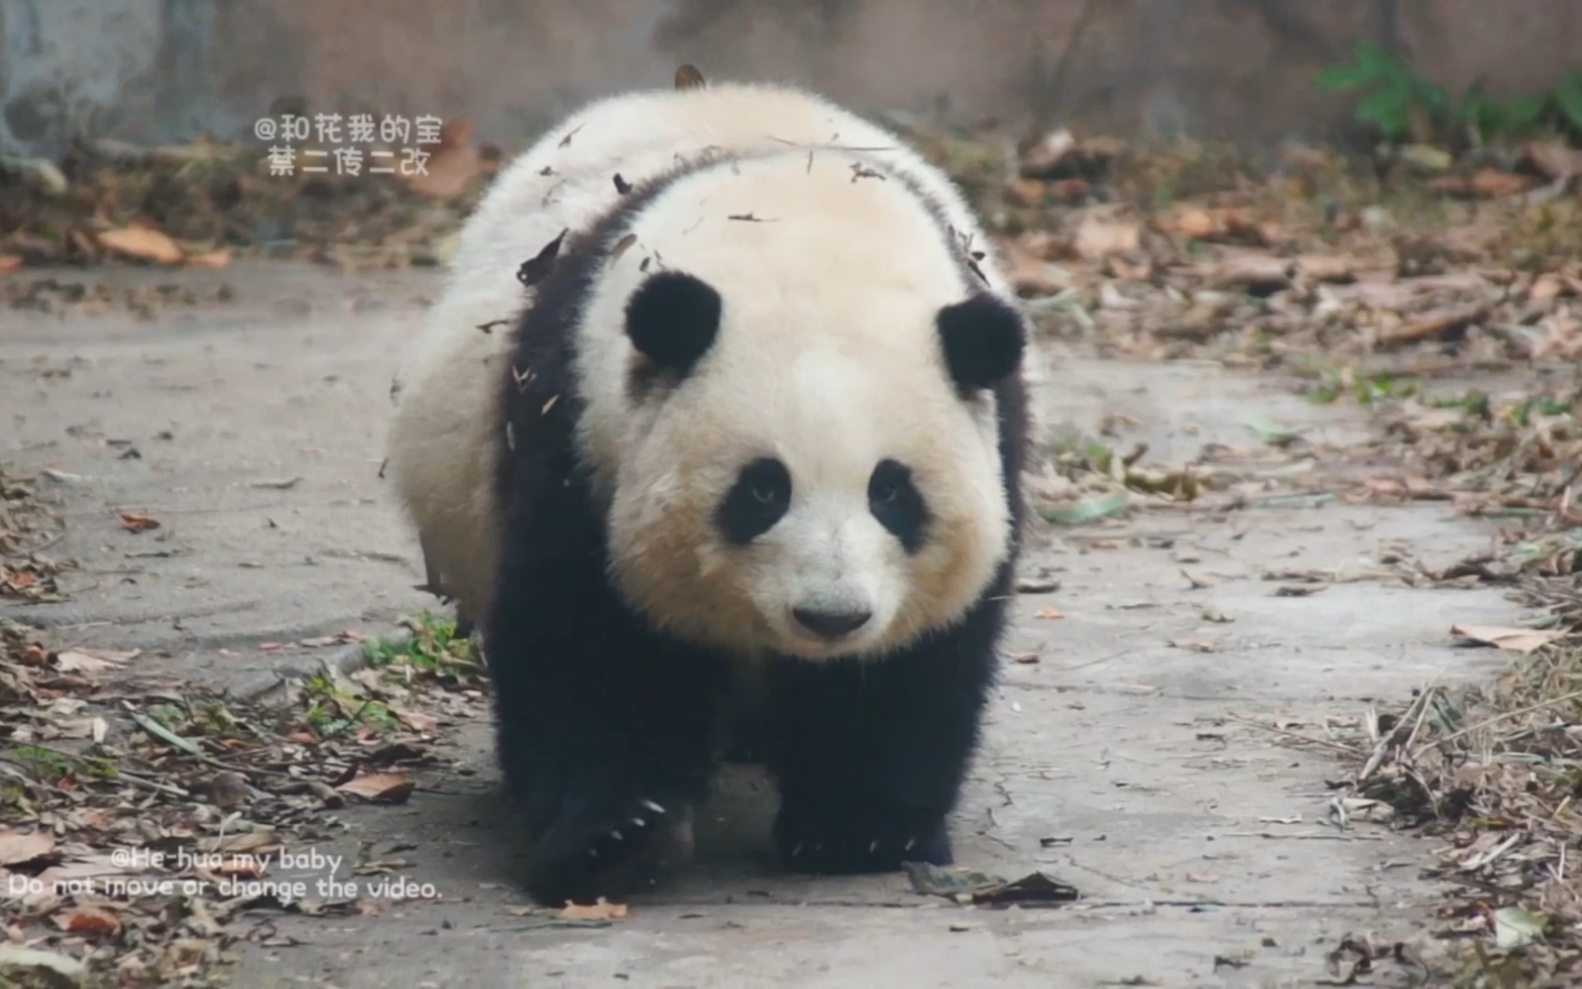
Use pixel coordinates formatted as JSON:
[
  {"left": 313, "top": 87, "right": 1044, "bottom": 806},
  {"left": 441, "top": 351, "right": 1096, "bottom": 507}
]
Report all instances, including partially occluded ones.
[
  {"left": 1, "top": 125, "right": 501, "bottom": 279},
  {"left": 0, "top": 468, "right": 67, "bottom": 604},
  {"left": 0, "top": 612, "right": 487, "bottom": 986}
]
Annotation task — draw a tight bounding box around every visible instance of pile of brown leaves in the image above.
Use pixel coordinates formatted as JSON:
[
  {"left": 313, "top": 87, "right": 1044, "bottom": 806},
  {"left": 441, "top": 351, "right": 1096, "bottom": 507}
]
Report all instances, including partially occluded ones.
[
  {"left": 0, "top": 614, "right": 484, "bottom": 987},
  {"left": 898, "top": 121, "right": 1580, "bottom": 554},
  {"left": 1327, "top": 602, "right": 1582, "bottom": 987},
  {"left": 0, "top": 125, "right": 497, "bottom": 276},
  {"left": 0, "top": 469, "right": 66, "bottom": 605}
]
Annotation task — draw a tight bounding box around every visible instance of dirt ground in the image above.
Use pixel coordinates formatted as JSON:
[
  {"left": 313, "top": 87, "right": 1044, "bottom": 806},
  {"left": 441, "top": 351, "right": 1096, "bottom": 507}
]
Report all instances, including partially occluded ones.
[{"left": 0, "top": 262, "right": 1532, "bottom": 986}]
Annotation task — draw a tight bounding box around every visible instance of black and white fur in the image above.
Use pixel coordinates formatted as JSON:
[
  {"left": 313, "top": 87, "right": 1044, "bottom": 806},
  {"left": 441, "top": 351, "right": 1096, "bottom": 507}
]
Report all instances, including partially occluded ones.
[{"left": 386, "top": 80, "right": 1031, "bottom": 907}]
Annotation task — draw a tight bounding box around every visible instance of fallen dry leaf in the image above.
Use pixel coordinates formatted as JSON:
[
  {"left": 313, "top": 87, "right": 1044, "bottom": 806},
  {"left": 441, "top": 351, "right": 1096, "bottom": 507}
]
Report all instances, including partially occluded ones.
[
  {"left": 1198, "top": 254, "right": 1291, "bottom": 292},
  {"left": 95, "top": 226, "right": 185, "bottom": 265},
  {"left": 560, "top": 898, "right": 628, "bottom": 920},
  {"left": 119, "top": 512, "right": 160, "bottom": 533},
  {"left": 393, "top": 707, "right": 437, "bottom": 732},
  {"left": 0, "top": 829, "right": 56, "bottom": 867},
  {"left": 336, "top": 772, "right": 415, "bottom": 804},
  {"left": 1430, "top": 168, "right": 1535, "bottom": 199},
  {"left": 1293, "top": 254, "right": 1356, "bottom": 283},
  {"left": 55, "top": 907, "right": 121, "bottom": 935},
  {"left": 1006, "top": 178, "right": 1046, "bottom": 208},
  {"left": 1000, "top": 237, "right": 1069, "bottom": 296},
  {"left": 1376, "top": 304, "right": 1490, "bottom": 349},
  {"left": 55, "top": 649, "right": 138, "bottom": 673},
  {"left": 206, "top": 831, "right": 282, "bottom": 855},
  {"left": 1155, "top": 203, "right": 1220, "bottom": 240},
  {"left": 1019, "top": 129, "right": 1076, "bottom": 179},
  {"left": 1073, "top": 210, "right": 1141, "bottom": 260},
  {"left": 1451, "top": 624, "right": 1567, "bottom": 654},
  {"left": 184, "top": 247, "right": 232, "bottom": 269},
  {"left": 404, "top": 119, "right": 483, "bottom": 200},
  {"left": 1521, "top": 140, "right": 1582, "bottom": 180},
  {"left": 0, "top": 946, "right": 87, "bottom": 982}
]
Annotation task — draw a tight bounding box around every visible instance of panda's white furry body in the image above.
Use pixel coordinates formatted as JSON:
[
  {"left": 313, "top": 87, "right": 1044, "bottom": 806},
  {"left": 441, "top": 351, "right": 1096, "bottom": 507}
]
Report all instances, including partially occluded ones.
[
  {"left": 385, "top": 82, "right": 1023, "bottom": 631},
  {"left": 386, "top": 80, "right": 1030, "bottom": 907}
]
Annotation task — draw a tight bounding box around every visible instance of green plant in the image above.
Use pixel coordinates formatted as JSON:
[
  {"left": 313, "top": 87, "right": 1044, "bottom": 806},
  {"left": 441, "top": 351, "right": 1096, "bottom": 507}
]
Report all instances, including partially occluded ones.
[
  {"left": 362, "top": 612, "right": 482, "bottom": 677},
  {"left": 1556, "top": 70, "right": 1582, "bottom": 135},
  {"left": 1317, "top": 43, "right": 1582, "bottom": 147},
  {"left": 1316, "top": 43, "right": 1445, "bottom": 144},
  {"left": 1454, "top": 79, "right": 1548, "bottom": 145}
]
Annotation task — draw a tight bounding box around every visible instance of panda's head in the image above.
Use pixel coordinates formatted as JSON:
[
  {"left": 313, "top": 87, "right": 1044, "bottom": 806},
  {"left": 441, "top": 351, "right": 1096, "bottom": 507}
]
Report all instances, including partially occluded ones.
[{"left": 580, "top": 153, "right": 1026, "bottom": 662}]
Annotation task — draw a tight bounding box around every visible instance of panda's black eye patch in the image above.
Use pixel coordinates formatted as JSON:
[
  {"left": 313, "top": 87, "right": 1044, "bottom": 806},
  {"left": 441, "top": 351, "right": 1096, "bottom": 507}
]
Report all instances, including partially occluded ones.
[
  {"left": 869, "top": 459, "right": 928, "bottom": 553},
  {"left": 718, "top": 457, "right": 792, "bottom": 544}
]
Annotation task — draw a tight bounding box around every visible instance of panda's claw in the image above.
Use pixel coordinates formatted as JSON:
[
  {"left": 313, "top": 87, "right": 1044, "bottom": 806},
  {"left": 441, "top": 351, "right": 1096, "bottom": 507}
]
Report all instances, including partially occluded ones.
[
  {"left": 772, "top": 807, "right": 951, "bottom": 875},
  {"left": 526, "top": 790, "right": 692, "bottom": 907}
]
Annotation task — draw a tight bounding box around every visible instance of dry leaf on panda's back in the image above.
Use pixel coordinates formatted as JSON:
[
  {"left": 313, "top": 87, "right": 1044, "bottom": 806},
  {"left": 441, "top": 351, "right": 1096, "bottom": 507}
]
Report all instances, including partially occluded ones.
[{"left": 674, "top": 64, "right": 706, "bottom": 90}]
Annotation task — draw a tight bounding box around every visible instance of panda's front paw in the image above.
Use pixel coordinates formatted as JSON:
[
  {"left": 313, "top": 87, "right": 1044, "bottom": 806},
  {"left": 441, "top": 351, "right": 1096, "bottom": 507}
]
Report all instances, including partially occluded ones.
[
  {"left": 773, "top": 805, "right": 951, "bottom": 875},
  {"left": 526, "top": 792, "right": 694, "bottom": 906}
]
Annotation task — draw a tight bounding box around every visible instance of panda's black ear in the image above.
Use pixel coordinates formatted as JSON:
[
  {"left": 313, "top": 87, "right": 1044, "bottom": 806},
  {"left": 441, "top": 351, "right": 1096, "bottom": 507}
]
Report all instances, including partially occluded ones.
[
  {"left": 937, "top": 293, "right": 1026, "bottom": 393},
  {"left": 624, "top": 271, "right": 722, "bottom": 378}
]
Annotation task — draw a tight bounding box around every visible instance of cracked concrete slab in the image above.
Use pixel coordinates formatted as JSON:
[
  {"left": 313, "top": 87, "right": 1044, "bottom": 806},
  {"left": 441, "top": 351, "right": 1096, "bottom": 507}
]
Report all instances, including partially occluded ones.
[{"left": 0, "top": 264, "right": 1522, "bottom": 987}]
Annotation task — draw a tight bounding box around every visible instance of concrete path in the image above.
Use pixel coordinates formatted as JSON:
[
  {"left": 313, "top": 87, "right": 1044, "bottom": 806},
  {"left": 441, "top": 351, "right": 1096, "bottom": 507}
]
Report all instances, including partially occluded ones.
[{"left": 1, "top": 263, "right": 1519, "bottom": 987}]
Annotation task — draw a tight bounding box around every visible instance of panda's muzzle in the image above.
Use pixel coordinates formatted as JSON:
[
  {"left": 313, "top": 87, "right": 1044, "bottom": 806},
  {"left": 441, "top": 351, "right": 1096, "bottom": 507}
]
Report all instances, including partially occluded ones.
[{"left": 791, "top": 604, "right": 872, "bottom": 641}]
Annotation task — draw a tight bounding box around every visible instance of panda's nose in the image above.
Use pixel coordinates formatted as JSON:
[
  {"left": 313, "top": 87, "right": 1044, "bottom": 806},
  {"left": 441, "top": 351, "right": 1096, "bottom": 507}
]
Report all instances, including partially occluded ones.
[{"left": 792, "top": 605, "right": 872, "bottom": 640}]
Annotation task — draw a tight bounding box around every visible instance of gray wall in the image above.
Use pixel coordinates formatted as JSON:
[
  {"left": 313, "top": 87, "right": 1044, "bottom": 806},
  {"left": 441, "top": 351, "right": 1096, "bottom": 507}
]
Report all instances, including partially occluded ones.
[{"left": 3, "top": 0, "right": 1580, "bottom": 158}]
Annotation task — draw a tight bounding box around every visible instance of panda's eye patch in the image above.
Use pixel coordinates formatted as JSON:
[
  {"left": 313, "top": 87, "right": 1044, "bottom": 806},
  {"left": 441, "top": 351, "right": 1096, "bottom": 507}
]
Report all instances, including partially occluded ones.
[
  {"left": 869, "top": 459, "right": 928, "bottom": 554},
  {"left": 718, "top": 457, "right": 792, "bottom": 544}
]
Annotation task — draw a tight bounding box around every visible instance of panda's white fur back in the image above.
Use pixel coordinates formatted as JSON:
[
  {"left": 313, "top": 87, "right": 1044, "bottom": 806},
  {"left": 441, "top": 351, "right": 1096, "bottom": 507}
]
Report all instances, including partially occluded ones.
[{"left": 385, "top": 79, "right": 1035, "bottom": 630}]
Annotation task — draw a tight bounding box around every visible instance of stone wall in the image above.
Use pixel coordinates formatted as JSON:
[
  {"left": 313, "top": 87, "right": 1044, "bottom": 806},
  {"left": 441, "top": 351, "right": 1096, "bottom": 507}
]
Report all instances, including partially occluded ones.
[{"left": 2, "top": 0, "right": 1580, "bottom": 157}]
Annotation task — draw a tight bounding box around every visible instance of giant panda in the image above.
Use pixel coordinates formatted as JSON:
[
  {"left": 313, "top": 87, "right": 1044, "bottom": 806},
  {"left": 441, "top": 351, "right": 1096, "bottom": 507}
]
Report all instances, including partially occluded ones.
[
  {"left": 385, "top": 76, "right": 1032, "bottom": 907},
  {"left": 384, "top": 76, "right": 1042, "bottom": 634}
]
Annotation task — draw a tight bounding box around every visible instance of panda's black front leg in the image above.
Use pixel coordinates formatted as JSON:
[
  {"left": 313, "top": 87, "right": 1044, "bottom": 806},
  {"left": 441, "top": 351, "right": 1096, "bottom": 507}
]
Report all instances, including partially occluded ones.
[
  {"left": 760, "top": 626, "right": 1000, "bottom": 876},
  {"left": 486, "top": 577, "right": 728, "bottom": 905},
  {"left": 486, "top": 456, "right": 729, "bottom": 906}
]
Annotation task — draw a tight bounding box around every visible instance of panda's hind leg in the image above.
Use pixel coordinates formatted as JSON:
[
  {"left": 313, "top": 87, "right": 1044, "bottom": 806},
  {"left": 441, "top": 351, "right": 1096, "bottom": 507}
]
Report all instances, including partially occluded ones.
[{"left": 757, "top": 614, "right": 1003, "bottom": 876}]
